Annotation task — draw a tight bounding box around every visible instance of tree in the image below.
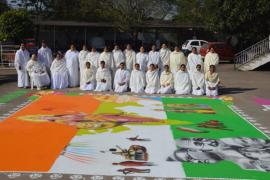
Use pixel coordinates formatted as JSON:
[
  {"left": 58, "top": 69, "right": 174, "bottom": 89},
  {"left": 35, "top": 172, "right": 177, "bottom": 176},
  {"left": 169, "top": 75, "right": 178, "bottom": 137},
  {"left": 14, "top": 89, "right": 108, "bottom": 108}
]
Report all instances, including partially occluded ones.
[
  {"left": 174, "top": 0, "right": 270, "bottom": 48},
  {"left": 0, "top": 0, "right": 9, "bottom": 14},
  {"left": 0, "top": 10, "right": 34, "bottom": 42}
]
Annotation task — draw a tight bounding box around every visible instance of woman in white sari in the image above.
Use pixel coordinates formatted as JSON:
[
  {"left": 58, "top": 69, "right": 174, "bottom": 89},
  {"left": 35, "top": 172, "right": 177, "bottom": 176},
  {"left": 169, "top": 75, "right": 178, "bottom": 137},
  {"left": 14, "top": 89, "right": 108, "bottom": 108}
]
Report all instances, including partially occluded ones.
[
  {"left": 145, "top": 64, "right": 160, "bottom": 94},
  {"left": 174, "top": 64, "right": 191, "bottom": 95},
  {"left": 158, "top": 65, "right": 174, "bottom": 94},
  {"left": 191, "top": 64, "right": 205, "bottom": 96},
  {"left": 205, "top": 65, "right": 220, "bottom": 96},
  {"left": 50, "top": 51, "right": 69, "bottom": 89},
  {"left": 80, "top": 62, "right": 96, "bottom": 91},
  {"left": 26, "top": 54, "right": 50, "bottom": 90}
]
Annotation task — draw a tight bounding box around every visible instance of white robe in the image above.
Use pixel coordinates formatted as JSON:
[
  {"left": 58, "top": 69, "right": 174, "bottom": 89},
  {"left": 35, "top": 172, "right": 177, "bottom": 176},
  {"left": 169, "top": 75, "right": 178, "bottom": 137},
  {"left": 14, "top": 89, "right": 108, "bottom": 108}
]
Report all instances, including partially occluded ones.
[
  {"left": 50, "top": 58, "right": 69, "bottom": 89},
  {"left": 170, "top": 51, "right": 186, "bottom": 74},
  {"left": 136, "top": 52, "right": 149, "bottom": 72},
  {"left": 204, "top": 52, "right": 219, "bottom": 72},
  {"left": 80, "top": 67, "right": 96, "bottom": 91},
  {"left": 113, "top": 49, "right": 125, "bottom": 69},
  {"left": 129, "top": 69, "right": 146, "bottom": 93},
  {"left": 65, "top": 50, "right": 80, "bottom": 87},
  {"left": 191, "top": 71, "right": 205, "bottom": 96},
  {"left": 124, "top": 49, "right": 136, "bottom": 71},
  {"left": 148, "top": 51, "right": 161, "bottom": 68},
  {"left": 158, "top": 71, "right": 174, "bottom": 94},
  {"left": 114, "top": 69, "right": 130, "bottom": 93},
  {"left": 79, "top": 50, "right": 89, "bottom": 72},
  {"left": 99, "top": 52, "right": 114, "bottom": 70},
  {"left": 14, "top": 49, "right": 30, "bottom": 87},
  {"left": 159, "top": 48, "right": 171, "bottom": 67},
  {"left": 26, "top": 60, "right": 50, "bottom": 89},
  {"left": 86, "top": 51, "right": 100, "bottom": 70},
  {"left": 95, "top": 67, "right": 112, "bottom": 92},
  {"left": 174, "top": 70, "right": 191, "bottom": 95},
  {"left": 145, "top": 69, "right": 160, "bottom": 94},
  {"left": 205, "top": 71, "right": 220, "bottom": 96},
  {"left": 38, "top": 47, "right": 53, "bottom": 70},
  {"left": 187, "top": 53, "right": 203, "bottom": 73}
]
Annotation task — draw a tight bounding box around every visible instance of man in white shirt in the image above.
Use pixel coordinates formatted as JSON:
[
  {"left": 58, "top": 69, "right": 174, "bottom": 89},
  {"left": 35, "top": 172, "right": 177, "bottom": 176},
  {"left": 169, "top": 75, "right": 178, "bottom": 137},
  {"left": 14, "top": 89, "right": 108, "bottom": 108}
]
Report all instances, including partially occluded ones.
[
  {"left": 14, "top": 43, "right": 30, "bottom": 88},
  {"left": 99, "top": 46, "right": 114, "bottom": 71},
  {"left": 114, "top": 62, "right": 130, "bottom": 93}
]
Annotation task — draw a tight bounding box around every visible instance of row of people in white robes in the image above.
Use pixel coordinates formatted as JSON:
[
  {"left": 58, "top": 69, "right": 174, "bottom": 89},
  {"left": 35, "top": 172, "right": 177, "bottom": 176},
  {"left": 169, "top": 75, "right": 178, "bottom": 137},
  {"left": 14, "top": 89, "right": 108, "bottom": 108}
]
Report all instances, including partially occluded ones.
[{"left": 80, "top": 59, "right": 220, "bottom": 96}]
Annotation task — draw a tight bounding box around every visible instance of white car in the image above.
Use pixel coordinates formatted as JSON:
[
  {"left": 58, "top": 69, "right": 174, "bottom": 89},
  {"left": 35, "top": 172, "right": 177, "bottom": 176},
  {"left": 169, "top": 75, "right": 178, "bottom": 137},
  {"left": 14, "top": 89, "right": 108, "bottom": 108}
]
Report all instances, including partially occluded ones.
[{"left": 182, "top": 39, "right": 208, "bottom": 55}]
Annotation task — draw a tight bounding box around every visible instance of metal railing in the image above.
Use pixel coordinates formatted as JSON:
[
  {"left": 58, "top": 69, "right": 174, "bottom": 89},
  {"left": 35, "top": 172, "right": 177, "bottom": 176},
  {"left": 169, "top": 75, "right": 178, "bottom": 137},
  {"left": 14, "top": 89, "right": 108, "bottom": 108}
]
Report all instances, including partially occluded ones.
[
  {"left": 0, "top": 44, "right": 20, "bottom": 68},
  {"left": 234, "top": 36, "right": 270, "bottom": 69}
]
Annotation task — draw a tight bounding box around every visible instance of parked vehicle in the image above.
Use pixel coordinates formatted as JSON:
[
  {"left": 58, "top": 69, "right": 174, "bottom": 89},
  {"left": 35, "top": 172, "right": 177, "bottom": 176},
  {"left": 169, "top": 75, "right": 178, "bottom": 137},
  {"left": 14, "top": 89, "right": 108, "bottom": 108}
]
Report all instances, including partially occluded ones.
[
  {"left": 200, "top": 42, "right": 234, "bottom": 61},
  {"left": 24, "top": 38, "right": 38, "bottom": 54},
  {"left": 182, "top": 39, "right": 208, "bottom": 55}
]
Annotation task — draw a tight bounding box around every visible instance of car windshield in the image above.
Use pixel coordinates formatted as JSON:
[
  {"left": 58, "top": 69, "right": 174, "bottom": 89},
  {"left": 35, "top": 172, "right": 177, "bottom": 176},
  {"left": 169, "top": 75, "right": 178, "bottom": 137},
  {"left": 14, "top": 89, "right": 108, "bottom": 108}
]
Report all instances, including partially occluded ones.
[{"left": 183, "top": 40, "right": 189, "bottom": 46}]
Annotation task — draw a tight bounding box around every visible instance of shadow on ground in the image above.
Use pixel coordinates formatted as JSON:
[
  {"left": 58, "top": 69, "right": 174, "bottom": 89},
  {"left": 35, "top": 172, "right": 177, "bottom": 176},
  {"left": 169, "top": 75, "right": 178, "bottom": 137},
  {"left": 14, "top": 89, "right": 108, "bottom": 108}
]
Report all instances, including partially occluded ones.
[
  {"left": 220, "top": 87, "right": 257, "bottom": 95},
  {"left": 0, "top": 74, "right": 17, "bottom": 85}
]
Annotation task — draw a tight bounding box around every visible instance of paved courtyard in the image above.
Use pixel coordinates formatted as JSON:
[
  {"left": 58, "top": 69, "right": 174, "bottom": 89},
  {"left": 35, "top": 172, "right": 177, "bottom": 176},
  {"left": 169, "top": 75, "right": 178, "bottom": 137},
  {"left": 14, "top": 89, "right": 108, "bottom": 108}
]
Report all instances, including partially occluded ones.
[{"left": 0, "top": 64, "right": 270, "bottom": 180}]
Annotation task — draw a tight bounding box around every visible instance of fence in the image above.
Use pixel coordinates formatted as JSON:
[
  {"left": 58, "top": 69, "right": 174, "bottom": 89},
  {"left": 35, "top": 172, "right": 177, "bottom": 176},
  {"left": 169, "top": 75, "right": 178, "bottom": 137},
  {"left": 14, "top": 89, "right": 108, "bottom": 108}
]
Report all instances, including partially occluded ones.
[
  {"left": 0, "top": 44, "right": 19, "bottom": 69},
  {"left": 234, "top": 36, "right": 270, "bottom": 69}
]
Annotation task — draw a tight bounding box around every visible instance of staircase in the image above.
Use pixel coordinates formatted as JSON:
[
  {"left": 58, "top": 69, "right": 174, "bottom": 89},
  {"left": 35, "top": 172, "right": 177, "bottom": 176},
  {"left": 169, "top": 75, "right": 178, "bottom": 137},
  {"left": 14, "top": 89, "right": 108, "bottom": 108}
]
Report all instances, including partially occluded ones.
[{"left": 234, "top": 36, "right": 270, "bottom": 71}]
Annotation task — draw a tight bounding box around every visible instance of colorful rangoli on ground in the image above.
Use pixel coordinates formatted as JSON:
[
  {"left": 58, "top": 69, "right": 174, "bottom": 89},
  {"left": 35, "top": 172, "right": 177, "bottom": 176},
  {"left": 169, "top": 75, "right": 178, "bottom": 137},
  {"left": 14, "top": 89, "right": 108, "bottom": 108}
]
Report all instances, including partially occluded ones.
[{"left": 0, "top": 92, "right": 269, "bottom": 179}]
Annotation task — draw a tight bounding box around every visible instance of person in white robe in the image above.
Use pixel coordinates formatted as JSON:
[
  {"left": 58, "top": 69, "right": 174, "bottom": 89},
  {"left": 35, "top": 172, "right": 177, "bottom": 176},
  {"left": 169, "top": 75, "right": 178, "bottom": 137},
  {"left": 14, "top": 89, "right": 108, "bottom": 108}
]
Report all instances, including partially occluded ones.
[
  {"left": 114, "top": 62, "right": 130, "bottom": 93},
  {"left": 205, "top": 65, "right": 220, "bottom": 96},
  {"left": 187, "top": 47, "right": 203, "bottom": 74},
  {"left": 95, "top": 61, "right": 112, "bottom": 92},
  {"left": 129, "top": 63, "right": 146, "bottom": 93},
  {"left": 37, "top": 41, "right": 53, "bottom": 72},
  {"left": 174, "top": 64, "right": 191, "bottom": 95},
  {"left": 86, "top": 47, "right": 100, "bottom": 70},
  {"left": 159, "top": 43, "right": 171, "bottom": 68},
  {"left": 136, "top": 46, "right": 149, "bottom": 72},
  {"left": 99, "top": 46, "right": 114, "bottom": 71},
  {"left": 124, "top": 44, "right": 136, "bottom": 71},
  {"left": 26, "top": 54, "right": 50, "bottom": 90},
  {"left": 78, "top": 45, "right": 89, "bottom": 84},
  {"left": 145, "top": 64, "right": 160, "bottom": 94},
  {"left": 65, "top": 44, "right": 80, "bottom": 87},
  {"left": 113, "top": 44, "right": 125, "bottom": 70},
  {"left": 191, "top": 64, "right": 205, "bottom": 96},
  {"left": 169, "top": 46, "right": 186, "bottom": 74},
  {"left": 158, "top": 65, "right": 174, "bottom": 94},
  {"left": 204, "top": 47, "right": 219, "bottom": 72},
  {"left": 148, "top": 44, "right": 161, "bottom": 70},
  {"left": 50, "top": 51, "right": 69, "bottom": 89},
  {"left": 14, "top": 43, "right": 30, "bottom": 88},
  {"left": 80, "top": 62, "right": 96, "bottom": 91}
]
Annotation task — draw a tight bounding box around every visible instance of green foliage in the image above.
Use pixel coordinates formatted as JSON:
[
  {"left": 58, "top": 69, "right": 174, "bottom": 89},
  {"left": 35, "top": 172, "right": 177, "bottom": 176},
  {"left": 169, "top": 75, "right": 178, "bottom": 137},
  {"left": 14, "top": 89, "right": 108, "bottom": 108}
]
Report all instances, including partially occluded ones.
[
  {"left": 0, "top": 0, "right": 9, "bottom": 14},
  {"left": 174, "top": 0, "right": 270, "bottom": 47},
  {"left": 0, "top": 10, "right": 34, "bottom": 42}
]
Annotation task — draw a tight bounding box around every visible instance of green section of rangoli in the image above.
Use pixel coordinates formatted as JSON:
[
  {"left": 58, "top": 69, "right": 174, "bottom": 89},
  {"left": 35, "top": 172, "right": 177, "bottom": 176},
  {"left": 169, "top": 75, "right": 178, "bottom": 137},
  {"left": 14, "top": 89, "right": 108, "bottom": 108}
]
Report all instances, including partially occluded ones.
[
  {"left": 162, "top": 97, "right": 269, "bottom": 179},
  {"left": 0, "top": 89, "right": 29, "bottom": 104}
]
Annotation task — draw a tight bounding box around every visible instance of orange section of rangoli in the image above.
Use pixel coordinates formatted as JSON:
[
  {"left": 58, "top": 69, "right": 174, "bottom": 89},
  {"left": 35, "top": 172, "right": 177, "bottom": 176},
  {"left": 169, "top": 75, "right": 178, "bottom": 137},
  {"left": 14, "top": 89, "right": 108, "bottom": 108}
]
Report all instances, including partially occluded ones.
[{"left": 0, "top": 94, "right": 100, "bottom": 171}]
